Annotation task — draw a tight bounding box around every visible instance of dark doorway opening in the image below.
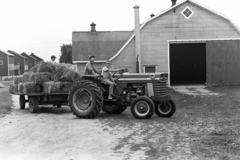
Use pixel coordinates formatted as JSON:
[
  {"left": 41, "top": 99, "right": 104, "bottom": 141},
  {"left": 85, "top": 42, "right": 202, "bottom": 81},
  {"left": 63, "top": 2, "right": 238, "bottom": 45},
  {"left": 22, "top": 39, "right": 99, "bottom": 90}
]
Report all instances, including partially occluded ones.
[{"left": 170, "top": 43, "right": 206, "bottom": 85}]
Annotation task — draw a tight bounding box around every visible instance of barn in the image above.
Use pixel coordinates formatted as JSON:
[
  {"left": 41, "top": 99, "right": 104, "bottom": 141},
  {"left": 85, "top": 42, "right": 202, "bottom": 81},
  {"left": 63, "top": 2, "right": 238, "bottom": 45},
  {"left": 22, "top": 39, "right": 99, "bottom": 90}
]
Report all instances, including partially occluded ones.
[
  {"left": 72, "top": 0, "right": 240, "bottom": 86},
  {"left": 0, "top": 48, "right": 15, "bottom": 76},
  {"left": 8, "top": 50, "right": 28, "bottom": 75}
]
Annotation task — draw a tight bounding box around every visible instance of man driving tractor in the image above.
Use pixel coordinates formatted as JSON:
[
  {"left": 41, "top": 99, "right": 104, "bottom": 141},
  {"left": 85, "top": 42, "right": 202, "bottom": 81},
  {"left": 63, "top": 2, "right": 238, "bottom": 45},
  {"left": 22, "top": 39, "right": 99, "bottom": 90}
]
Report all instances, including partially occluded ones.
[{"left": 101, "top": 60, "right": 122, "bottom": 99}]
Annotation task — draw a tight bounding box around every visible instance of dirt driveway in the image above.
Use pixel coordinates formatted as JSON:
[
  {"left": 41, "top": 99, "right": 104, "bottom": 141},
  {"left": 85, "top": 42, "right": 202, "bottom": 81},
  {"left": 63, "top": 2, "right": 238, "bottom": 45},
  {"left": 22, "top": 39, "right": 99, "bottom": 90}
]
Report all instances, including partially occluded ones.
[{"left": 1, "top": 81, "right": 240, "bottom": 160}]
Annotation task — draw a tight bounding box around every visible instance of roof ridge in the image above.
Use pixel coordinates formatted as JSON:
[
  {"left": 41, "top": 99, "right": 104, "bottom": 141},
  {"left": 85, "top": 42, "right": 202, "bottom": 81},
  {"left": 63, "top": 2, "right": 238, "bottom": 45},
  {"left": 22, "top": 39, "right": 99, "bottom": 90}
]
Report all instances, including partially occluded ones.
[
  {"left": 21, "top": 53, "right": 38, "bottom": 60},
  {"left": 8, "top": 50, "right": 27, "bottom": 59}
]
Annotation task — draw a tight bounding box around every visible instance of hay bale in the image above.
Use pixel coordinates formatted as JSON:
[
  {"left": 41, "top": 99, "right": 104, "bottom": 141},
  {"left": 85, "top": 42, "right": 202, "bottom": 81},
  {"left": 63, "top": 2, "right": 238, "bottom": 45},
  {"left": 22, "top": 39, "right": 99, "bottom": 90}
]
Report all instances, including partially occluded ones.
[
  {"left": 29, "top": 64, "right": 39, "bottom": 73},
  {"left": 60, "top": 70, "right": 81, "bottom": 82},
  {"left": 60, "top": 82, "right": 74, "bottom": 93},
  {"left": 37, "top": 61, "right": 55, "bottom": 73},
  {"left": 43, "top": 82, "right": 61, "bottom": 94},
  {"left": 53, "top": 63, "right": 66, "bottom": 72},
  {"left": 9, "top": 84, "right": 18, "bottom": 94},
  {"left": 23, "top": 82, "right": 41, "bottom": 93},
  {"left": 53, "top": 69, "right": 81, "bottom": 82},
  {"left": 13, "top": 75, "right": 23, "bottom": 84},
  {"left": 52, "top": 68, "right": 67, "bottom": 82},
  {"left": 29, "top": 72, "right": 52, "bottom": 83},
  {"left": 23, "top": 72, "right": 31, "bottom": 82},
  {"left": 18, "top": 83, "right": 25, "bottom": 93}
]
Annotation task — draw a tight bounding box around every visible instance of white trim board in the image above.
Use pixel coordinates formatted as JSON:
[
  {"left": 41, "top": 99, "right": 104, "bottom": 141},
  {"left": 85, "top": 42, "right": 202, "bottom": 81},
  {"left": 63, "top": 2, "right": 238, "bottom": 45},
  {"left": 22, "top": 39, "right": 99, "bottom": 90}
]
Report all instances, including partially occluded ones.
[{"left": 168, "top": 38, "right": 240, "bottom": 43}]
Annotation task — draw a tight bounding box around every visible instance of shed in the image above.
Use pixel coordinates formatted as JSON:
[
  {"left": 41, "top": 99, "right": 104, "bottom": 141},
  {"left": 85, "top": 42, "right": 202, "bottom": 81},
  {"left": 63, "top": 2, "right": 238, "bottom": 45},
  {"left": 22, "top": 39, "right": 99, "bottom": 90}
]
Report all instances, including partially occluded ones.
[
  {"left": 72, "top": 0, "right": 240, "bottom": 86},
  {"left": 0, "top": 48, "right": 15, "bottom": 76},
  {"left": 8, "top": 50, "right": 28, "bottom": 75},
  {"left": 30, "top": 53, "right": 43, "bottom": 64},
  {"left": 21, "top": 52, "right": 38, "bottom": 70}
]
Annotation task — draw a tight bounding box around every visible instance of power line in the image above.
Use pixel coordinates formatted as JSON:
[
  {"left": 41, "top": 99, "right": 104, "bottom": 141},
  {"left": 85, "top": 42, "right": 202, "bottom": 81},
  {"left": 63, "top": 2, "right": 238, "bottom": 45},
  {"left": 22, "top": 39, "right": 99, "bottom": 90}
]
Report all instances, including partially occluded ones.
[{"left": 3, "top": 39, "right": 71, "bottom": 48}]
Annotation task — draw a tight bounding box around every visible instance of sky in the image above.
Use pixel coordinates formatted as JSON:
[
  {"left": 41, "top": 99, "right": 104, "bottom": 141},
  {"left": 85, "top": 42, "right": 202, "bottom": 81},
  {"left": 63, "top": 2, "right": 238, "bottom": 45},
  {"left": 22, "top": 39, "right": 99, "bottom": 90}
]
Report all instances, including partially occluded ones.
[{"left": 1, "top": 0, "right": 240, "bottom": 61}]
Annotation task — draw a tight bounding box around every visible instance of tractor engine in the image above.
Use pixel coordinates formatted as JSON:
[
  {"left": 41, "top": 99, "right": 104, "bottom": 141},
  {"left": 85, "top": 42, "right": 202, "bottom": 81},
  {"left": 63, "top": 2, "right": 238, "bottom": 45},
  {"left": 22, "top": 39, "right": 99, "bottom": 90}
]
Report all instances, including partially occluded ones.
[
  {"left": 124, "top": 83, "right": 145, "bottom": 105},
  {"left": 116, "top": 73, "right": 169, "bottom": 105}
]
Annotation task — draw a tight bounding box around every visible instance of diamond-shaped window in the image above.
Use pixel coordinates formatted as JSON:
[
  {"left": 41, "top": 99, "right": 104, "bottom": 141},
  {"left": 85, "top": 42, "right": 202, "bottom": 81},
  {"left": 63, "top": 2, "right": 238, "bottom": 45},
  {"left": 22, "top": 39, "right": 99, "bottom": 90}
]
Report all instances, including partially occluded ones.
[{"left": 181, "top": 6, "right": 194, "bottom": 19}]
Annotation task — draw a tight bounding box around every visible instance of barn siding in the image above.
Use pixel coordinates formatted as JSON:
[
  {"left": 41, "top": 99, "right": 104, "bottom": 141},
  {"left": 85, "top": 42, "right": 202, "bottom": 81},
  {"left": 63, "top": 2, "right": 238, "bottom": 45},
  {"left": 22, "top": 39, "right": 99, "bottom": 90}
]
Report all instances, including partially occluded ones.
[
  {"left": 24, "top": 59, "right": 28, "bottom": 72},
  {"left": 207, "top": 40, "right": 240, "bottom": 86},
  {"left": 13, "top": 55, "right": 25, "bottom": 75},
  {"left": 9, "top": 56, "right": 15, "bottom": 76},
  {"left": 0, "top": 52, "right": 8, "bottom": 76},
  {"left": 113, "top": 1, "right": 240, "bottom": 73}
]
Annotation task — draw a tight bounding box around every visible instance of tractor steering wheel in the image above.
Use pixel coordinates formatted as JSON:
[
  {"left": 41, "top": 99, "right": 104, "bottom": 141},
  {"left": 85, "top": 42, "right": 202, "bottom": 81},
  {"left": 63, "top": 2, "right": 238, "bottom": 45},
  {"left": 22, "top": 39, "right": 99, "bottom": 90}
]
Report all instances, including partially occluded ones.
[
  {"left": 112, "top": 71, "right": 119, "bottom": 77},
  {"left": 112, "top": 68, "right": 124, "bottom": 77}
]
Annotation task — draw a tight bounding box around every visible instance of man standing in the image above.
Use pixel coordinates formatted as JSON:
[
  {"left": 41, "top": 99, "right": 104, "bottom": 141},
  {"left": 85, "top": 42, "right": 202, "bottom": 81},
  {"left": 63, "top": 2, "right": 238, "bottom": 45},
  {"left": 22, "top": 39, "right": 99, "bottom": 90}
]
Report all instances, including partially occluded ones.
[
  {"left": 101, "top": 60, "right": 122, "bottom": 99},
  {"left": 84, "top": 56, "right": 100, "bottom": 75}
]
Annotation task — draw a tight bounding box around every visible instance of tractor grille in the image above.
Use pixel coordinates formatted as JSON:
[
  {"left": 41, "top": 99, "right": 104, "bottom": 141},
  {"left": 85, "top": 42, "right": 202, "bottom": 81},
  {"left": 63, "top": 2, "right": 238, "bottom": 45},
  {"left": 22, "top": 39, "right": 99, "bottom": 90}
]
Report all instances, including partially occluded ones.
[{"left": 153, "top": 82, "right": 167, "bottom": 96}]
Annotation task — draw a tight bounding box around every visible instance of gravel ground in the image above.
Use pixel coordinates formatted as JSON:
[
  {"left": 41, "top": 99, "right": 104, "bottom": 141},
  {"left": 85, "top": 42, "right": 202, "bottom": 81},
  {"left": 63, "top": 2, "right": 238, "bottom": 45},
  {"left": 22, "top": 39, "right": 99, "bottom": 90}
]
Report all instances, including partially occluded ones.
[{"left": 0, "top": 81, "right": 240, "bottom": 160}]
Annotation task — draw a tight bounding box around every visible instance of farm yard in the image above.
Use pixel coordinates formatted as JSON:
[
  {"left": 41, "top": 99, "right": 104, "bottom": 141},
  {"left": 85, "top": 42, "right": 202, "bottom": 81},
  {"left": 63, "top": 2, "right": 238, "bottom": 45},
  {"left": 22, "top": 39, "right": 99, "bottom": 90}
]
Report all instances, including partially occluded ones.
[{"left": 0, "top": 81, "right": 240, "bottom": 160}]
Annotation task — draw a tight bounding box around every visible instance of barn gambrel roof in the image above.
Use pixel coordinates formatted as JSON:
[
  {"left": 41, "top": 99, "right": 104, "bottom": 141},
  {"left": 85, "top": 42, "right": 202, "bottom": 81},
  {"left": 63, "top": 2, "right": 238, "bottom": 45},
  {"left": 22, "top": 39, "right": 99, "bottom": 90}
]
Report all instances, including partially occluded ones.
[{"left": 109, "top": 0, "right": 240, "bottom": 61}]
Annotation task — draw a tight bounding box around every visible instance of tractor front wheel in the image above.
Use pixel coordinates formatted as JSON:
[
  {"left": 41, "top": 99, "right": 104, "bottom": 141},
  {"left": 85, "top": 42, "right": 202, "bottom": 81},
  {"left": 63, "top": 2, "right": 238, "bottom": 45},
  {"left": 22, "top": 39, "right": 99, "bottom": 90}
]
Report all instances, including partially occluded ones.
[
  {"left": 69, "top": 80, "right": 103, "bottom": 119},
  {"left": 131, "top": 96, "right": 155, "bottom": 119},
  {"left": 155, "top": 99, "right": 176, "bottom": 118}
]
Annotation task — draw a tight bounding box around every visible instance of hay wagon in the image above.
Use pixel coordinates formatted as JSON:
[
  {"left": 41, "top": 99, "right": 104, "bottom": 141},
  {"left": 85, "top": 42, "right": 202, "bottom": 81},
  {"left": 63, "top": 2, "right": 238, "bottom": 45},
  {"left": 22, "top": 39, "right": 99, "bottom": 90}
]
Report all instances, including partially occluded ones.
[
  {"left": 13, "top": 92, "right": 69, "bottom": 113},
  {"left": 9, "top": 61, "right": 82, "bottom": 113}
]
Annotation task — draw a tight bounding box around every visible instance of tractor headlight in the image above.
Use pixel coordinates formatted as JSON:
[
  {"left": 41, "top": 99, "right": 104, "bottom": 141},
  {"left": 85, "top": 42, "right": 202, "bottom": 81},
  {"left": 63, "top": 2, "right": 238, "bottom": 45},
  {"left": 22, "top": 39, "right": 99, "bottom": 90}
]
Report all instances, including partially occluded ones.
[{"left": 159, "top": 74, "right": 168, "bottom": 81}]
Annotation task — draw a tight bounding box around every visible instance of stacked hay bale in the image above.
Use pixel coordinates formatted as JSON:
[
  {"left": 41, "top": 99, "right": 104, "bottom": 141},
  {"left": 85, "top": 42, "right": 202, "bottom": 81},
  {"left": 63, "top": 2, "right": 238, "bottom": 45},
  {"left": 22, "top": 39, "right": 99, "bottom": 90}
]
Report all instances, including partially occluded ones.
[{"left": 9, "top": 62, "right": 81, "bottom": 94}]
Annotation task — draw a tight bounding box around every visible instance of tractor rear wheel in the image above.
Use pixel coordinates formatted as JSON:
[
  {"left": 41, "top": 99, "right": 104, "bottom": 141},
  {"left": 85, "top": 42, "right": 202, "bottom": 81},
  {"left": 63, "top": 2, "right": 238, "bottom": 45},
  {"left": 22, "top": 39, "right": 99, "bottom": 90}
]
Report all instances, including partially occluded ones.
[
  {"left": 155, "top": 99, "right": 176, "bottom": 118},
  {"left": 19, "top": 95, "right": 26, "bottom": 109},
  {"left": 102, "top": 97, "right": 127, "bottom": 114},
  {"left": 69, "top": 80, "right": 103, "bottom": 119},
  {"left": 28, "top": 97, "right": 39, "bottom": 113},
  {"left": 131, "top": 96, "right": 155, "bottom": 119}
]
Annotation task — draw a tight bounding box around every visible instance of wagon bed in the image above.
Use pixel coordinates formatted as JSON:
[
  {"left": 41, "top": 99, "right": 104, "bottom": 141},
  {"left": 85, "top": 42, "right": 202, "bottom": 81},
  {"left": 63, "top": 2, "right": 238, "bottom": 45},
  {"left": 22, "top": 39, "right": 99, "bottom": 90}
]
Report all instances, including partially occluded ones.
[{"left": 12, "top": 92, "right": 69, "bottom": 113}]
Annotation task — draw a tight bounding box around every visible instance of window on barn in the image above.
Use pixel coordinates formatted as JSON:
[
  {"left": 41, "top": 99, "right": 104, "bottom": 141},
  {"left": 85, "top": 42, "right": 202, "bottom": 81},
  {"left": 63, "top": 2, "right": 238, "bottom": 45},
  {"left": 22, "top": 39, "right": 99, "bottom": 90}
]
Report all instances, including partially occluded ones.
[
  {"left": 0, "top": 60, "right": 3, "bottom": 65},
  {"left": 144, "top": 66, "right": 157, "bottom": 73},
  {"left": 181, "top": 6, "right": 194, "bottom": 19}
]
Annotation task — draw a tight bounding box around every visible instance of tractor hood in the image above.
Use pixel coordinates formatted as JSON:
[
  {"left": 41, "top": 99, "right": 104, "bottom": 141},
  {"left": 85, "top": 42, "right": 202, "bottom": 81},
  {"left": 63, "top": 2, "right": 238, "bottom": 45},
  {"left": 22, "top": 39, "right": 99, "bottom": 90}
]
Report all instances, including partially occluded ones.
[{"left": 117, "top": 72, "right": 168, "bottom": 82}]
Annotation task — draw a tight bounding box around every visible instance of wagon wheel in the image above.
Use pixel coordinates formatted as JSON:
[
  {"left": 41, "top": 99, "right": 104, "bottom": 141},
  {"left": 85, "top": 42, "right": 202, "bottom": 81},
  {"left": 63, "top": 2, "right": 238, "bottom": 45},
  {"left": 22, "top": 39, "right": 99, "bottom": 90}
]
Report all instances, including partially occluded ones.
[
  {"left": 155, "top": 99, "right": 176, "bottom": 118},
  {"left": 69, "top": 80, "right": 103, "bottom": 119},
  {"left": 28, "top": 97, "right": 39, "bottom": 113},
  {"left": 19, "top": 95, "right": 26, "bottom": 109},
  {"left": 131, "top": 96, "right": 155, "bottom": 119}
]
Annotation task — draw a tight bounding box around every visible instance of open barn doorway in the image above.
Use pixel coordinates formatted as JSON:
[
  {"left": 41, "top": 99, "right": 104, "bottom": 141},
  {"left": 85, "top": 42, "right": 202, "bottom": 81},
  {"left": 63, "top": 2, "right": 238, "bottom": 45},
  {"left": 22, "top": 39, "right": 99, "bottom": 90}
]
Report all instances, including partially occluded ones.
[{"left": 170, "top": 43, "right": 206, "bottom": 85}]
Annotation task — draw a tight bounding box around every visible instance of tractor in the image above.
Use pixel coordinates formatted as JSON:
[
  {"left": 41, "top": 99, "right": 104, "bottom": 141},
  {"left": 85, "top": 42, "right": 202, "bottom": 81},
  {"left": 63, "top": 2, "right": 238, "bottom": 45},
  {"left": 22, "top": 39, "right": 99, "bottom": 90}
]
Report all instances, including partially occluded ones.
[{"left": 69, "top": 70, "right": 176, "bottom": 119}]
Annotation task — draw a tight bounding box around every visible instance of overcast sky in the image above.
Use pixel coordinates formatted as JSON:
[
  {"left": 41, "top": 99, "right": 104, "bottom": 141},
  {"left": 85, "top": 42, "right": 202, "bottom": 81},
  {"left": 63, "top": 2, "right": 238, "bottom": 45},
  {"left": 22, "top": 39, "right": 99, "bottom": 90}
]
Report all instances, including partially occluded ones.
[{"left": 1, "top": 0, "right": 240, "bottom": 61}]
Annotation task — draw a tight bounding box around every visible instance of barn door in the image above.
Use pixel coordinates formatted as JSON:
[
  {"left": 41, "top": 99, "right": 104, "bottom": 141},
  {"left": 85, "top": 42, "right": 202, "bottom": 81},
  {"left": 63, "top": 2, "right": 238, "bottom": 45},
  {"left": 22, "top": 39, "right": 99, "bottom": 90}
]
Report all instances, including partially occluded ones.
[{"left": 170, "top": 43, "right": 206, "bottom": 85}]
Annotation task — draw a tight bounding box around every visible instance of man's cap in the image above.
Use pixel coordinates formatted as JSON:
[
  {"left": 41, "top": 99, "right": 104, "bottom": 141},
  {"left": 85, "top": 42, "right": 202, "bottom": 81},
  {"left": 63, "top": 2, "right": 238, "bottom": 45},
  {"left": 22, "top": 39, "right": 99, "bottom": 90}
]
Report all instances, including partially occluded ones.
[
  {"left": 89, "top": 55, "right": 95, "bottom": 60},
  {"left": 51, "top": 55, "right": 56, "bottom": 59},
  {"left": 106, "top": 60, "right": 111, "bottom": 63}
]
